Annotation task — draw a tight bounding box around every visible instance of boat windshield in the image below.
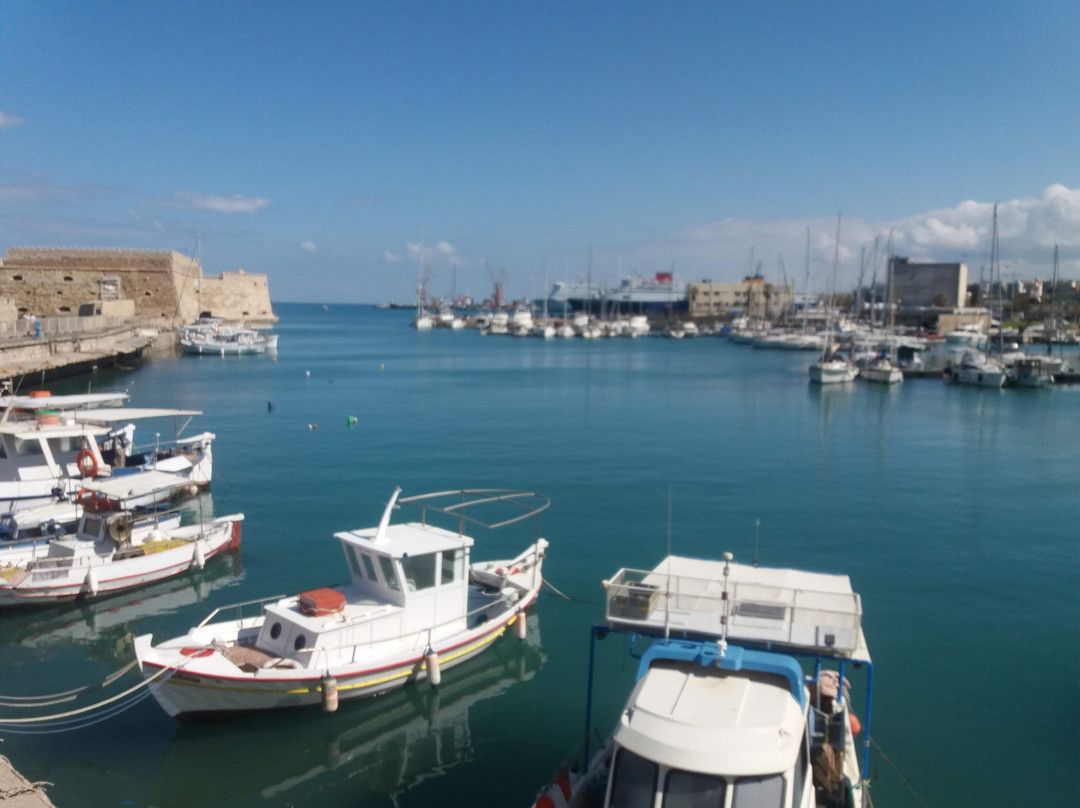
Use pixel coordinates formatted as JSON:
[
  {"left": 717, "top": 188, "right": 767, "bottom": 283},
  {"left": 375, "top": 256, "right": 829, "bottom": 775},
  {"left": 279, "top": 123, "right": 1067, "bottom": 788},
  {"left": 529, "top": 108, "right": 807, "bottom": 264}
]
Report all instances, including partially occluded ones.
[
  {"left": 663, "top": 770, "right": 727, "bottom": 807},
  {"left": 731, "top": 774, "right": 784, "bottom": 807},
  {"left": 609, "top": 748, "right": 657, "bottom": 808}
]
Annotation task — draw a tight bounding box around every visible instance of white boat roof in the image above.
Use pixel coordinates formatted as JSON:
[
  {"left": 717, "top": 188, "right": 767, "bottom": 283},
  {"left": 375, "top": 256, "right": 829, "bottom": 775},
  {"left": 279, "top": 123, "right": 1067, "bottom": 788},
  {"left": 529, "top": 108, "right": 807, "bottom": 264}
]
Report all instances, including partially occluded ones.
[
  {"left": 0, "top": 421, "right": 109, "bottom": 437},
  {"left": 70, "top": 407, "right": 203, "bottom": 423},
  {"left": 336, "top": 522, "right": 474, "bottom": 558},
  {"left": 615, "top": 660, "right": 804, "bottom": 777},
  {"left": 82, "top": 470, "right": 192, "bottom": 500},
  {"left": 606, "top": 555, "right": 869, "bottom": 660},
  {"left": 1, "top": 392, "right": 129, "bottom": 410}
]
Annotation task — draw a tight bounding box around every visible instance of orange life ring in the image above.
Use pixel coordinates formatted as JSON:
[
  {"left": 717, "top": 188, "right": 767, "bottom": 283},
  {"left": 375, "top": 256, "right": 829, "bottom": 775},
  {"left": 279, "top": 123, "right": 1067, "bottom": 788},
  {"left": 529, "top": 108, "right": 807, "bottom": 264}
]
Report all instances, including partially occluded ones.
[
  {"left": 849, "top": 712, "right": 862, "bottom": 737},
  {"left": 76, "top": 450, "right": 99, "bottom": 478},
  {"left": 76, "top": 487, "right": 93, "bottom": 507}
]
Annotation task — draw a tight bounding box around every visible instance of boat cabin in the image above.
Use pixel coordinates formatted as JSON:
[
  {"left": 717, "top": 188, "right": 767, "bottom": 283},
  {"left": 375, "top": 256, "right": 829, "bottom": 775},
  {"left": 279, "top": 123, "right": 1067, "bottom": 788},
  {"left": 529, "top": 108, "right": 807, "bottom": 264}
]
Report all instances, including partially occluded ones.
[
  {"left": 603, "top": 642, "right": 854, "bottom": 808},
  {"left": 251, "top": 521, "right": 474, "bottom": 669}
]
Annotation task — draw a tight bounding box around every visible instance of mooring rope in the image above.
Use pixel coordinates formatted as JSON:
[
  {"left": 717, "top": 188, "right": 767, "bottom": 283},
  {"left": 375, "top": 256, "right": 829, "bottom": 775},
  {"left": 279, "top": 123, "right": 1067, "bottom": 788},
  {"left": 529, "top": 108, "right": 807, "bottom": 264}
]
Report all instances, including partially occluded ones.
[
  {"left": 869, "top": 736, "right": 934, "bottom": 808},
  {"left": 543, "top": 578, "right": 573, "bottom": 601},
  {"left": 0, "top": 656, "right": 191, "bottom": 734},
  {"left": 0, "top": 660, "right": 138, "bottom": 709}
]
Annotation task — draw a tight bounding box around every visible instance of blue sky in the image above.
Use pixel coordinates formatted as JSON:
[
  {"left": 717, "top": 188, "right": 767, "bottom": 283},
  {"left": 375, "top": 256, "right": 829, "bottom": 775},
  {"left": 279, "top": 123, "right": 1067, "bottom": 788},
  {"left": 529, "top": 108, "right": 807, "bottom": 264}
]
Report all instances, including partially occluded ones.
[{"left": 2, "top": 1, "right": 1078, "bottom": 303}]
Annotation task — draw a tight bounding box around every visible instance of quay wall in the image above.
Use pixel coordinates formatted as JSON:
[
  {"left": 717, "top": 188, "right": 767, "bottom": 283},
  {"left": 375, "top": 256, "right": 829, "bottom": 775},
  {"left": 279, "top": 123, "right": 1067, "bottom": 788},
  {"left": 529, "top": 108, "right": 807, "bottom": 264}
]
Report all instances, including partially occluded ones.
[{"left": 0, "top": 247, "right": 277, "bottom": 327}]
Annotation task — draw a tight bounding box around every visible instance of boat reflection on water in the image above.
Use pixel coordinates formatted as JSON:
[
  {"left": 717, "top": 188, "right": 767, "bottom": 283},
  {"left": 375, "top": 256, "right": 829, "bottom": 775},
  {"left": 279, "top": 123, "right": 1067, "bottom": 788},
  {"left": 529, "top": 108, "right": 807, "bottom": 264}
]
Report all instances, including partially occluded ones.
[
  {"left": 0, "top": 552, "right": 245, "bottom": 659},
  {"left": 150, "top": 611, "right": 545, "bottom": 806}
]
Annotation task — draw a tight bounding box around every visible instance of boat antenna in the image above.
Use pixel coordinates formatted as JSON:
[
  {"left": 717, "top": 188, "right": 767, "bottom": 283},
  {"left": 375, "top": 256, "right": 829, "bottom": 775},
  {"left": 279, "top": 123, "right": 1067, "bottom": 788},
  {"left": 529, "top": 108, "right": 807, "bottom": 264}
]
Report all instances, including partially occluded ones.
[
  {"left": 753, "top": 518, "right": 760, "bottom": 567},
  {"left": 375, "top": 486, "right": 402, "bottom": 543}
]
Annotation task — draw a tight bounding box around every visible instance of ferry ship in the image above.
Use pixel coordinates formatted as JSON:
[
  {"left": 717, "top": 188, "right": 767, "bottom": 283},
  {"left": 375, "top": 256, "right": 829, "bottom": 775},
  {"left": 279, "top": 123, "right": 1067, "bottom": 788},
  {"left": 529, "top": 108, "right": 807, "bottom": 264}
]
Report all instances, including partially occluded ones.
[{"left": 545, "top": 272, "right": 688, "bottom": 314}]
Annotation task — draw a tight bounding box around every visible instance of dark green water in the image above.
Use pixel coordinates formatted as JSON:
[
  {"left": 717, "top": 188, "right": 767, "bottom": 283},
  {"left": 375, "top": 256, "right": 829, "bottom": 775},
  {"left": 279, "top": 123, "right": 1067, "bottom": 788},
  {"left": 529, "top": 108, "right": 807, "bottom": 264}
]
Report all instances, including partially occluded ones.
[{"left": 1, "top": 304, "right": 1077, "bottom": 807}]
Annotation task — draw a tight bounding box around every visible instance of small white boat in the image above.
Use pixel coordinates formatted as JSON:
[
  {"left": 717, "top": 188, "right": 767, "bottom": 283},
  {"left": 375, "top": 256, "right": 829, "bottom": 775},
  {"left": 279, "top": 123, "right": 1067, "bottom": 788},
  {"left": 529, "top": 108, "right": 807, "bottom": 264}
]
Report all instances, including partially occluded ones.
[
  {"left": 556, "top": 322, "right": 576, "bottom": 339},
  {"left": 0, "top": 504, "right": 241, "bottom": 607},
  {"left": 947, "top": 351, "right": 1006, "bottom": 388},
  {"left": 181, "top": 323, "right": 278, "bottom": 355},
  {"left": 809, "top": 354, "right": 858, "bottom": 384},
  {"left": 134, "top": 487, "right": 550, "bottom": 720},
  {"left": 1008, "top": 357, "right": 1055, "bottom": 388},
  {"left": 530, "top": 552, "right": 873, "bottom": 808},
  {"left": 860, "top": 355, "right": 904, "bottom": 385}
]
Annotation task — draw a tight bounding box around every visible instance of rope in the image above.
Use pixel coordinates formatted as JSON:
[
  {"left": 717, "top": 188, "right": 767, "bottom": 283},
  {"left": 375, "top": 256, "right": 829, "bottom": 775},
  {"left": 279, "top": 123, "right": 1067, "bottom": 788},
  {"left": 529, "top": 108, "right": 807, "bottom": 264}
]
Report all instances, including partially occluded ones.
[
  {"left": 0, "top": 756, "right": 53, "bottom": 800},
  {"left": 870, "top": 736, "right": 934, "bottom": 808},
  {"left": 543, "top": 578, "right": 573, "bottom": 601},
  {"left": 0, "top": 657, "right": 189, "bottom": 733},
  {"left": 0, "top": 660, "right": 138, "bottom": 709}
]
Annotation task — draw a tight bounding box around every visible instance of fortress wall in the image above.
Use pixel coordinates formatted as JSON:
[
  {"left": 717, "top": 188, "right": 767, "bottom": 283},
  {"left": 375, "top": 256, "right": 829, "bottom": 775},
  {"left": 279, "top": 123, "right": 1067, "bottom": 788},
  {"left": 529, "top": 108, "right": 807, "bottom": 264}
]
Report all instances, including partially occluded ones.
[
  {"left": 200, "top": 270, "right": 277, "bottom": 324},
  {"left": 0, "top": 248, "right": 273, "bottom": 326}
]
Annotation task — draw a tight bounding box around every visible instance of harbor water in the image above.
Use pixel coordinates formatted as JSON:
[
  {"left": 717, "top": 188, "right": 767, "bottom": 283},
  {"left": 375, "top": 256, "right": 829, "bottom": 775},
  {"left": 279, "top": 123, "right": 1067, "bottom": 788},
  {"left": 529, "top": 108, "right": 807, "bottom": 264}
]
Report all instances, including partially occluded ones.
[{"left": 1, "top": 303, "right": 1077, "bottom": 807}]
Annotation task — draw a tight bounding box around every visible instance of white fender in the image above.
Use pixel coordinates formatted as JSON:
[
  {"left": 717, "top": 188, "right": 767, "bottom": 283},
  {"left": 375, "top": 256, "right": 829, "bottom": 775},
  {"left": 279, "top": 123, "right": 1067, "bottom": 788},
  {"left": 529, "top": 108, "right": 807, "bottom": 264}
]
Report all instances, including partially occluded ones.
[
  {"left": 425, "top": 648, "right": 441, "bottom": 687},
  {"left": 192, "top": 543, "right": 206, "bottom": 569},
  {"left": 84, "top": 566, "right": 99, "bottom": 596}
]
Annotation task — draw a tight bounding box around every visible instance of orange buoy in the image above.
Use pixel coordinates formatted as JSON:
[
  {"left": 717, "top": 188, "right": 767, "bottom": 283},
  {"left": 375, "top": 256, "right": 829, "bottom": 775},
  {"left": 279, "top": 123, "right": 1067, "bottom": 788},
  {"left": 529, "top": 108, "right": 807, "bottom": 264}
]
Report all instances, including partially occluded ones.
[{"left": 849, "top": 712, "right": 861, "bottom": 737}]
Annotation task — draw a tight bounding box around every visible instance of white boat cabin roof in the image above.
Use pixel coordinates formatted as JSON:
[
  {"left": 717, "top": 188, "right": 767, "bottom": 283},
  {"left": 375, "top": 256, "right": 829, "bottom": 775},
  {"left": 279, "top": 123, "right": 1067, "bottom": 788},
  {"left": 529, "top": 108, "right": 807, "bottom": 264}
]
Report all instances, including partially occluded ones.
[
  {"left": 1, "top": 392, "right": 129, "bottom": 412},
  {"left": 82, "top": 470, "right": 192, "bottom": 502},
  {"left": 605, "top": 554, "right": 869, "bottom": 661},
  {"left": 0, "top": 420, "right": 109, "bottom": 438},
  {"left": 70, "top": 408, "right": 203, "bottom": 424},
  {"left": 615, "top": 659, "right": 805, "bottom": 777},
  {"left": 336, "top": 521, "right": 474, "bottom": 559}
]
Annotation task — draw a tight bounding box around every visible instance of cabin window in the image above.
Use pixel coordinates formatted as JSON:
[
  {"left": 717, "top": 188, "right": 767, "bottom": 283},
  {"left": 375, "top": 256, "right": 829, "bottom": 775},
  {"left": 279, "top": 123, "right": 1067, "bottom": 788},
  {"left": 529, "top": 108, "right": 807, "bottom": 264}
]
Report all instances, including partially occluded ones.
[
  {"left": 82, "top": 517, "right": 104, "bottom": 538},
  {"left": 664, "top": 770, "right": 727, "bottom": 807},
  {"left": 13, "top": 438, "right": 44, "bottom": 456},
  {"left": 269, "top": 622, "right": 282, "bottom": 640},
  {"left": 361, "top": 553, "right": 377, "bottom": 581},
  {"left": 609, "top": 748, "right": 658, "bottom": 808},
  {"left": 294, "top": 634, "right": 307, "bottom": 651},
  {"left": 378, "top": 556, "right": 400, "bottom": 591},
  {"left": 47, "top": 436, "right": 79, "bottom": 455},
  {"left": 731, "top": 774, "right": 784, "bottom": 808},
  {"left": 400, "top": 553, "right": 436, "bottom": 592},
  {"left": 346, "top": 548, "right": 363, "bottom": 578},
  {"left": 441, "top": 548, "right": 463, "bottom": 584}
]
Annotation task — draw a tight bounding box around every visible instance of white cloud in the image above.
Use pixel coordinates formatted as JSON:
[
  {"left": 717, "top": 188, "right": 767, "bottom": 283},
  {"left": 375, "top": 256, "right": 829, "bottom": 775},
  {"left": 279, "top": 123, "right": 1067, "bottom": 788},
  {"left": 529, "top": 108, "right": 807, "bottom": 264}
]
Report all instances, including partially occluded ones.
[
  {"left": 405, "top": 240, "right": 460, "bottom": 266},
  {"left": 167, "top": 191, "right": 271, "bottom": 214},
  {"left": 299, "top": 240, "right": 317, "bottom": 253},
  {"left": 383, "top": 250, "right": 404, "bottom": 263},
  {"left": 0, "top": 111, "right": 24, "bottom": 129},
  {"left": 613, "top": 185, "right": 1080, "bottom": 289}
]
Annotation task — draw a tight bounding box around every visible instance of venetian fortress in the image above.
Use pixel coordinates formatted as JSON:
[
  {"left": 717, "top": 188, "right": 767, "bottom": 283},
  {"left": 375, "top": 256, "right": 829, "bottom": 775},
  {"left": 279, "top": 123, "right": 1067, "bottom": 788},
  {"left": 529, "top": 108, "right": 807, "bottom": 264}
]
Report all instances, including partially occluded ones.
[{"left": 0, "top": 247, "right": 277, "bottom": 327}]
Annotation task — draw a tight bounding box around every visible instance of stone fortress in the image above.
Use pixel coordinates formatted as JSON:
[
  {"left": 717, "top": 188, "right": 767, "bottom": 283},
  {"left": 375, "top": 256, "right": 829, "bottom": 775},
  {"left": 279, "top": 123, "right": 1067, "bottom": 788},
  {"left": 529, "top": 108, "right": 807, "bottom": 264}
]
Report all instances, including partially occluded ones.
[{"left": 0, "top": 247, "right": 277, "bottom": 327}]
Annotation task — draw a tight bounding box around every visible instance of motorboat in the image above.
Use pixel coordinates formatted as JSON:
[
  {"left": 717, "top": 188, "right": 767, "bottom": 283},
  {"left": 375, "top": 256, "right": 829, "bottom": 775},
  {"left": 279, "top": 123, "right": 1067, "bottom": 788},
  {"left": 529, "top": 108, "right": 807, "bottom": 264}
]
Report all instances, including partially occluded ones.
[
  {"left": 181, "top": 322, "right": 279, "bottom": 355},
  {"left": 0, "top": 496, "right": 241, "bottom": 606},
  {"left": 134, "top": 487, "right": 550, "bottom": 720},
  {"left": 530, "top": 552, "right": 873, "bottom": 808},
  {"left": 946, "top": 351, "right": 1006, "bottom": 388},
  {"left": 1008, "top": 357, "right": 1055, "bottom": 389},
  {"left": 0, "top": 392, "right": 213, "bottom": 512}
]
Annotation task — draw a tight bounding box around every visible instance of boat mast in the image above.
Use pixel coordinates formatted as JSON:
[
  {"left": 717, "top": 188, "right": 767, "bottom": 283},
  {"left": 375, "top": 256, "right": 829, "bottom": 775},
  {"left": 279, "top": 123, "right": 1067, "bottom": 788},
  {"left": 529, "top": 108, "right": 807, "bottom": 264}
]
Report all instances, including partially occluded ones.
[
  {"left": 992, "top": 203, "right": 1003, "bottom": 355},
  {"left": 1049, "top": 245, "right": 1059, "bottom": 357},
  {"left": 821, "top": 215, "right": 842, "bottom": 360}
]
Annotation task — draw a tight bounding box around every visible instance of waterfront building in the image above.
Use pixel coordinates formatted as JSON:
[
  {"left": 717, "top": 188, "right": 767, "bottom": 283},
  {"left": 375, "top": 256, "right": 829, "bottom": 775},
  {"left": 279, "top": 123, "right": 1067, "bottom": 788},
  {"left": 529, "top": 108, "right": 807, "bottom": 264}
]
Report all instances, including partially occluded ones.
[
  {"left": 889, "top": 257, "right": 968, "bottom": 308},
  {"left": 688, "top": 277, "right": 793, "bottom": 319}
]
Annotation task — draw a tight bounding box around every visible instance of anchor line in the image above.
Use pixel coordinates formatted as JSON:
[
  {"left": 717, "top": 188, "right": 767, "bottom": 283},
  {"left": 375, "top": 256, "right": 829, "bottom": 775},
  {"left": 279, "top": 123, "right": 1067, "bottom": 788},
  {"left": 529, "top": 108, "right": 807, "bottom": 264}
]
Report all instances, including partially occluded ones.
[
  {"left": 542, "top": 578, "right": 573, "bottom": 601},
  {"left": 0, "top": 655, "right": 192, "bottom": 734},
  {"left": 0, "top": 660, "right": 138, "bottom": 709},
  {"left": 869, "top": 736, "right": 934, "bottom": 808}
]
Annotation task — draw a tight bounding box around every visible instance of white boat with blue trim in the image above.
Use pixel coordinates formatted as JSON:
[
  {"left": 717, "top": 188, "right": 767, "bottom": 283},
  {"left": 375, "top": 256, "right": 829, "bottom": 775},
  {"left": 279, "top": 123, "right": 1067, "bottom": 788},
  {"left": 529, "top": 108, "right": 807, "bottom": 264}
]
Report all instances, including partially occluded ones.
[
  {"left": 134, "top": 487, "right": 550, "bottom": 720},
  {"left": 531, "top": 552, "right": 872, "bottom": 808}
]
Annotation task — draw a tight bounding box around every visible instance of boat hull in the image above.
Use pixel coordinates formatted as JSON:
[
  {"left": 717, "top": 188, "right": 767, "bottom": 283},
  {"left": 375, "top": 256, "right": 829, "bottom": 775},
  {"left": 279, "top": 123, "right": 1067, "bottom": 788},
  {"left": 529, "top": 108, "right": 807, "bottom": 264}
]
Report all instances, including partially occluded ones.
[
  {"left": 809, "top": 361, "right": 858, "bottom": 384},
  {"left": 135, "top": 588, "right": 538, "bottom": 720},
  {"left": 0, "top": 516, "right": 242, "bottom": 606}
]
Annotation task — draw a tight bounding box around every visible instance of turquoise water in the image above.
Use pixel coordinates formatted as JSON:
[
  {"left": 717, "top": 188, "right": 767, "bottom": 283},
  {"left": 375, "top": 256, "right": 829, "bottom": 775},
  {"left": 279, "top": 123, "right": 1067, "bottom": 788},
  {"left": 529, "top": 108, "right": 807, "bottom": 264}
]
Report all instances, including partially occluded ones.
[{"left": 1, "top": 303, "right": 1077, "bottom": 807}]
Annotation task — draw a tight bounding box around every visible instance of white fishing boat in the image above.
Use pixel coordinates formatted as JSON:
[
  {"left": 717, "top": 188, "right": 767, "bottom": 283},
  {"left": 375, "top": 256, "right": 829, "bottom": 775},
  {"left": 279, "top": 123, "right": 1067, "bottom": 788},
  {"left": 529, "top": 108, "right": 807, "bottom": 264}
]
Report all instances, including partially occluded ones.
[
  {"left": 0, "top": 393, "right": 213, "bottom": 512},
  {"left": 1008, "top": 357, "right": 1055, "bottom": 389},
  {"left": 0, "top": 498, "right": 242, "bottom": 607},
  {"left": 530, "top": 552, "right": 873, "bottom": 808},
  {"left": 134, "top": 487, "right": 550, "bottom": 720}
]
